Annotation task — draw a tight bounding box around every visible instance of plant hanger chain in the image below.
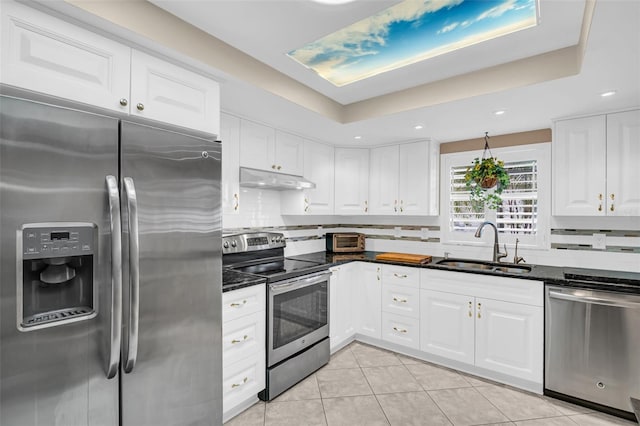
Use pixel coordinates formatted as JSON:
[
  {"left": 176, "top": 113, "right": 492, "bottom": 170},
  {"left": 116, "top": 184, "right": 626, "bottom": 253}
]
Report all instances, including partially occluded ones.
[{"left": 482, "top": 131, "right": 494, "bottom": 160}]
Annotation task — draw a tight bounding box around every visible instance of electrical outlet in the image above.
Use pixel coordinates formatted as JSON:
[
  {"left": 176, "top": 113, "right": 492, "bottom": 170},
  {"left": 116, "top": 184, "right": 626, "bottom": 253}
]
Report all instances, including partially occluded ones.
[
  {"left": 592, "top": 233, "right": 606, "bottom": 250},
  {"left": 394, "top": 226, "right": 402, "bottom": 238},
  {"left": 421, "top": 228, "right": 430, "bottom": 240},
  {"left": 317, "top": 225, "right": 323, "bottom": 238}
]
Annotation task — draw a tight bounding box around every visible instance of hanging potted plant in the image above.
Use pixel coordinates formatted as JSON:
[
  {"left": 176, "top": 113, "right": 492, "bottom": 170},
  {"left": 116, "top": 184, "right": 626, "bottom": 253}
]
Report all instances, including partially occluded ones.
[{"left": 463, "top": 133, "right": 510, "bottom": 210}]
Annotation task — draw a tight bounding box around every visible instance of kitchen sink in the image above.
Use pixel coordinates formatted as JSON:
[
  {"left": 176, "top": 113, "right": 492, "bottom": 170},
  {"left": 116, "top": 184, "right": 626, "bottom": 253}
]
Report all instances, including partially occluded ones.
[{"left": 436, "top": 259, "right": 531, "bottom": 274}]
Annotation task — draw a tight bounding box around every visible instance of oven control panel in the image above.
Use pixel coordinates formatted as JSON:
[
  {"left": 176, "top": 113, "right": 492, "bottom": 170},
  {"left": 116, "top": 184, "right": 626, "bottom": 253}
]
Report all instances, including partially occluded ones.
[{"left": 222, "top": 232, "right": 286, "bottom": 254}]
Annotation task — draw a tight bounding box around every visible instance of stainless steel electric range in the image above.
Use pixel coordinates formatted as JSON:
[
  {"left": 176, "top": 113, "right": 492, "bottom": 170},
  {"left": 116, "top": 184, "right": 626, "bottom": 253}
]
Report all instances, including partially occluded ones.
[{"left": 222, "top": 232, "right": 330, "bottom": 401}]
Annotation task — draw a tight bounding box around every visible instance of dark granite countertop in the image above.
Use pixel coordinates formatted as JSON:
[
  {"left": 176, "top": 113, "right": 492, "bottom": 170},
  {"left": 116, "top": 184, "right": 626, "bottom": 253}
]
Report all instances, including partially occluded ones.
[
  {"left": 287, "top": 251, "right": 640, "bottom": 294},
  {"left": 222, "top": 268, "right": 266, "bottom": 293}
]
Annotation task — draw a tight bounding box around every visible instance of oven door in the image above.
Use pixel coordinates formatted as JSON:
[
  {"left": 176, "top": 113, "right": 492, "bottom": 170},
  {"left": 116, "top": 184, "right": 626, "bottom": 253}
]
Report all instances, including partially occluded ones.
[{"left": 268, "top": 271, "right": 329, "bottom": 366}]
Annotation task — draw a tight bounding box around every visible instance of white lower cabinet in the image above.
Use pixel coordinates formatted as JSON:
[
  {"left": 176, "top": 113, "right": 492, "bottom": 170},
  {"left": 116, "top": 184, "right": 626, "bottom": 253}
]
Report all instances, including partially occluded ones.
[
  {"left": 381, "top": 312, "right": 420, "bottom": 350},
  {"left": 222, "top": 284, "right": 265, "bottom": 419},
  {"left": 474, "top": 297, "right": 543, "bottom": 382},
  {"left": 420, "top": 290, "right": 474, "bottom": 364},
  {"left": 329, "top": 264, "right": 356, "bottom": 351},
  {"left": 355, "top": 263, "right": 381, "bottom": 339},
  {"left": 420, "top": 270, "right": 543, "bottom": 386}
]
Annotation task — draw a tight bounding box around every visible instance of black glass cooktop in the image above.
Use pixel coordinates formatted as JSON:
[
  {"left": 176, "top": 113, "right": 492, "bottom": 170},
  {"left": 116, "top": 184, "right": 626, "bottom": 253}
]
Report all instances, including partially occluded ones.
[{"left": 232, "top": 258, "right": 327, "bottom": 282}]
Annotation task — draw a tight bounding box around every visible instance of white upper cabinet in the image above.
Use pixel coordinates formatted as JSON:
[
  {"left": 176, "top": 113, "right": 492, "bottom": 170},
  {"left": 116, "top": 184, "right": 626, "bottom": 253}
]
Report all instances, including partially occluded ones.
[
  {"left": 553, "top": 110, "right": 640, "bottom": 216},
  {"left": 275, "top": 131, "right": 305, "bottom": 176},
  {"left": 369, "top": 145, "right": 400, "bottom": 214},
  {"left": 334, "top": 148, "right": 370, "bottom": 215},
  {"left": 239, "top": 123, "right": 304, "bottom": 175},
  {"left": 369, "top": 141, "right": 438, "bottom": 215},
  {"left": 221, "top": 113, "right": 240, "bottom": 216},
  {"left": 239, "top": 119, "right": 276, "bottom": 171},
  {"left": 1, "top": 1, "right": 130, "bottom": 113},
  {"left": 553, "top": 116, "right": 607, "bottom": 215},
  {"left": 0, "top": 2, "right": 221, "bottom": 135},
  {"left": 130, "top": 50, "right": 220, "bottom": 135},
  {"left": 606, "top": 110, "right": 640, "bottom": 216},
  {"left": 281, "top": 139, "right": 334, "bottom": 215}
]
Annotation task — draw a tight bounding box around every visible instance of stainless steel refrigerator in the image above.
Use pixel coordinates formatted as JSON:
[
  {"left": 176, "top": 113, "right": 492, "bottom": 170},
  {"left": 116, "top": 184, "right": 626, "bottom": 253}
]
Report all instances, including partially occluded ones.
[{"left": 0, "top": 87, "right": 222, "bottom": 426}]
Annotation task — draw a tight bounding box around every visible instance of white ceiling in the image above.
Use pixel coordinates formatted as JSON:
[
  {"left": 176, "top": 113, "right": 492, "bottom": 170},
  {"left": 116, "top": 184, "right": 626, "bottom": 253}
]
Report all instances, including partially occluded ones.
[{"left": 150, "top": 0, "right": 639, "bottom": 146}]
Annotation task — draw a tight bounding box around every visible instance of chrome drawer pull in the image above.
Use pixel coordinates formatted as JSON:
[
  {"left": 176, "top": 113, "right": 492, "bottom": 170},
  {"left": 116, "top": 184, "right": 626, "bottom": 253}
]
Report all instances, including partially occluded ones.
[
  {"left": 393, "top": 326, "right": 408, "bottom": 333},
  {"left": 393, "top": 297, "right": 408, "bottom": 303},
  {"left": 393, "top": 273, "right": 408, "bottom": 278},
  {"left": 230, "top": 300, "right": 247, "bottom": 308}
]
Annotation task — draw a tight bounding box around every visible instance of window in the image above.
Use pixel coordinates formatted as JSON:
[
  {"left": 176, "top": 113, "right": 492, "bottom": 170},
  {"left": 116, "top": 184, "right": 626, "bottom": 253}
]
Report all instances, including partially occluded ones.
[{"left": 442, "top": 144, "right": 550, "bottom": 249}]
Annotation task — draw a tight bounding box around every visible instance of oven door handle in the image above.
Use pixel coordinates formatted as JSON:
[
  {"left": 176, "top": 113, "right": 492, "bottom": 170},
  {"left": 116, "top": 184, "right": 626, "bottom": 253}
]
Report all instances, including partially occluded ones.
[{"left": 269, "top": 271, "right": 329, "bottom": 294}]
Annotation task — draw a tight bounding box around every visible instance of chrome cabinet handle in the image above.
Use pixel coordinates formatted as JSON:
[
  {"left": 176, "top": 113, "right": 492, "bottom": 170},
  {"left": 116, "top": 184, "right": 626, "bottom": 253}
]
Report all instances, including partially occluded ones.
[
  {"left": 376, "top": 267, "right": 380, "bottom": 281},
  {"left": 393, "top": 326, "right": 408, "bottom": 333},
  {"left": 392, "top": 297, "right": 408, "bottom": 303},
  {"left": 394, "top": 200, "right": 397, "bottom": 212},
  {"left": 136, "top": 103, "right": 144, "bottom": 111},
  {"left": 231, "top": 335, "right": 249, "bottom": 344},
  {"left": 304, "top": 197, "right": 309, "bottom": 213},
  {"left": 393, "top": 273, "right": 408, "bottom": 278},
  {"left": 119, "top": 98, "right": 128, "bottom": 107},
  {"left": 230, "top": 300, "right": 247, "bottom": 308},
  {"left": 272, "top": 164, "right": 277, "bottom": 170},
  {"left": 123, "top": 177, "right": 139, "bottom": 374},
  {"left": 233, "top": 193, "right": 239, "bottom": 211},
  {"left": 231, "top": 377, "right": 248, "bottom": 388},
  {"left": 400, "top": 199, "right": 404, "bottom": 213},
  {"left": 549, "top": 290, "right": 640, "bottom": 309},
  {"left": 468, "top": 301, "right": 472, "bottom": 318},
  {"left": 598, "top": 193, "right": 603, "bottom": 211},
  {"left": 277, "top": 165, "right": 282, "bottom": 170},
  {"left": 364, "top": 200, "right": 368, "bottom": 213},
  {"left": 105, "top": 176, "right": 122, "bottom": 379},
  {"left": 477, "top": 302, "right": 482, "bottom": 319}
]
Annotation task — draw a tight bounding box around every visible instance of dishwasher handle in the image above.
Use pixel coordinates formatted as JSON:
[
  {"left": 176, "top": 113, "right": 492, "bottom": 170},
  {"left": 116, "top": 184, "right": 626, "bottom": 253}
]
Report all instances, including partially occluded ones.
[{"left": 549, "top": 289, "right": 640, "bottom": 309}]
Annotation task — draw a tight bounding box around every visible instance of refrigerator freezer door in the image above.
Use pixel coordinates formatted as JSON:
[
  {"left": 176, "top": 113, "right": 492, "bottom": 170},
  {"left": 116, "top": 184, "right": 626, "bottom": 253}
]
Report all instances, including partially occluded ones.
[
  {"left": 119, "top": 121, "right": 222, "bottom": 426},
  {"left": 0, "top": 95, "right": 120, "bottom": 425}
]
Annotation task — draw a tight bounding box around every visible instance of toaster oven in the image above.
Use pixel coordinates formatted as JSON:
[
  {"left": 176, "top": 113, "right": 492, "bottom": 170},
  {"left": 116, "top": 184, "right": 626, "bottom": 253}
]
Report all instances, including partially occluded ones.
[{"left": 325, "top": 233, "right": 365, "bottom": 253}]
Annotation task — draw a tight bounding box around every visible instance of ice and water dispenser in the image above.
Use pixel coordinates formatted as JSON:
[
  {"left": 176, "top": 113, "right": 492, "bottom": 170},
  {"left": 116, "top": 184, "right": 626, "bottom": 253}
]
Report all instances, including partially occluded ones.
[{"left": 18, "top": 223, "right": 97, "bottom": 331}]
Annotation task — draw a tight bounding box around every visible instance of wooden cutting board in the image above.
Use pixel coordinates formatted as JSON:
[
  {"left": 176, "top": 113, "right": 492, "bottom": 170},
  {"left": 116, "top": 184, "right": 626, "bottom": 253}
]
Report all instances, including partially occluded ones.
[{"left": 375, "top": 252, "right": 432, "bottom": 264}]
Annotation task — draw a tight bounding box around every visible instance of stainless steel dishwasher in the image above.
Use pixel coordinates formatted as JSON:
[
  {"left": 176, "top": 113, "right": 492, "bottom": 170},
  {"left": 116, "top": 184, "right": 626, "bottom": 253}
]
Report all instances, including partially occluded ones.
[{"left": 545, "top": 279, "right": 640, "bottom": 422}]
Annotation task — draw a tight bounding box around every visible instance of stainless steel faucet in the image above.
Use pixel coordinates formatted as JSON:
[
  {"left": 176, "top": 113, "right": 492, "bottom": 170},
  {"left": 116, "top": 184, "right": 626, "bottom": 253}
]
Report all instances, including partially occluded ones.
[
  {"left": 474, "top": 221, "right": 508, "bottom": 263},
  {"left": 513, "top": 238, "right": 525, "bottom": 264}
]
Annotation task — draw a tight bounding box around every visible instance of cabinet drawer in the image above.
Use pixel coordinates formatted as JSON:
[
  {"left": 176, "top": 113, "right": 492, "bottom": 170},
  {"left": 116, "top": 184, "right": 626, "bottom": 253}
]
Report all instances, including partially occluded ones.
[
  {"left": 222, "top": 311, "right": 265, "bottom": 365},
  {"left": 382, "top": 283, "right": 420, "bottom": 319},
  {"left": 222, "top": 354, "right": 265, "bottom": 415},
  {"left": 222, "top": 284, "right": 265, "bottom": 322},
  {"left": 381, "top": 312, "right": 420, "bottom": 350},
  {"left": 382, "top": 265, "right": 420, "bottom": 287},
  {"left": 421, "top": 269, "right": 543, "bottom": 307}
]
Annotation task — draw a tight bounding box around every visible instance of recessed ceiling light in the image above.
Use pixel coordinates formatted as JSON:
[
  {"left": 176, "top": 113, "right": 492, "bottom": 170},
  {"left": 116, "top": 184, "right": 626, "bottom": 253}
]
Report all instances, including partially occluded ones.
[
  {"left": 600, "top": 90, "right": 617, "bottom": 97},
  {"left": 354, "top": 136, "right": 362, "bottom": 140},
  {"left": 493, "top": 110, "right": 506, "bottom": 116},
  {"left": 414, "top": 125, "right": 424, "bottom": 130}
]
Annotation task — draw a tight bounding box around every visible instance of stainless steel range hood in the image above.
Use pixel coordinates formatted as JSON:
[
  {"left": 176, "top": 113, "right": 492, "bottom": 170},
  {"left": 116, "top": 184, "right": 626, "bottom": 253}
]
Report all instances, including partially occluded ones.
[{"left": 239, "top": 167, "right": 316, "bottom": 191}]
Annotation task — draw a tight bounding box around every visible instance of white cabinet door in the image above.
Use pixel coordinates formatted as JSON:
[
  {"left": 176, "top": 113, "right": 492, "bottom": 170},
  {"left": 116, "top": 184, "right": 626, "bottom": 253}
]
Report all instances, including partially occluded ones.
[
  {"left": 304, "top": 140, "right": 334, "bottom": 214},
  {"left": 553, "top": 116, "right": 607, "bottom": 216},
  {"left": 222, "top": 354, "right": 265, "bottom": 416},
  {"left": 475, "top": 298, "right": 543, "bottom": 383},
  {"left": 221, "top": 113, "right": 240, "bottom": 216},
  {"left": 420, "top": 290, "right": 475, "bottom": 365},
  {"left": 356, "top": 263, "right": 381, "bottom": 339},
  {"left": 222, "top": 311, "right": 265, "bottom": 365},
  {"left": 369, "top": 145, "right": 399, "bottom": 214},
  {"left": 334, "top": 148, "right": 370, "bottom": 215},
  {"left": 1, "top": 1, "right": 131, "bottom": 113},
  {"left": 239, "top": 119, "right": 276, "bottom": 171},
  {"left": 130, "top": 49, "right": 220, "bottom": 135},
  {"left": 398, "top": 141, "right": 432, "bottom": 215},
  {"left": 606, "top": 110, "right": 640, "bottom": 216},
  {"left": 329, "top": 266, "right": 355, "bottom": 351},
  {"left": 275, "top": 131, "right": 304, "bottom": 176}
]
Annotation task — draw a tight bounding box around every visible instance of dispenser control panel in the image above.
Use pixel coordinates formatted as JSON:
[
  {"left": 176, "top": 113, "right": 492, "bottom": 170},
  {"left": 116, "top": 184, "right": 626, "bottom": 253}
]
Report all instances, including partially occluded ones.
[{"left": 22, "top": 223, "right": 96, "bottom": 259}]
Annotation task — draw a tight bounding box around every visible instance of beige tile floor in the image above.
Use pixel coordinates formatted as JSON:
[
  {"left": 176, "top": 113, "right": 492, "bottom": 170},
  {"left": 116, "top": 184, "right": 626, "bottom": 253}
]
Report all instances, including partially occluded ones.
[{"left": 225, "top": 342, "right": 639, "bottom": 426}]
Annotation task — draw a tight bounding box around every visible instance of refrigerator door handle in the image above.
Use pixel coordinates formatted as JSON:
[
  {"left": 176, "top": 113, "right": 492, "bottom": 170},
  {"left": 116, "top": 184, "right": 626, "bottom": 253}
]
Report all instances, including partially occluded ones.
[
  {"left": 106, "top": 175, "right": 122, "bottom": 379},
  {"left": 123, "top": 177, "right": 140, "bottom": 373}
]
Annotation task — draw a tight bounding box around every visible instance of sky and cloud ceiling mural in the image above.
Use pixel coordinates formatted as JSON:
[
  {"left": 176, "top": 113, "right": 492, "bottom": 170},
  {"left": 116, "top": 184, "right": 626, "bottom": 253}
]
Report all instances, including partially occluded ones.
[{"left": 288, "top": 0, "right": 538, "bottom": 87}]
